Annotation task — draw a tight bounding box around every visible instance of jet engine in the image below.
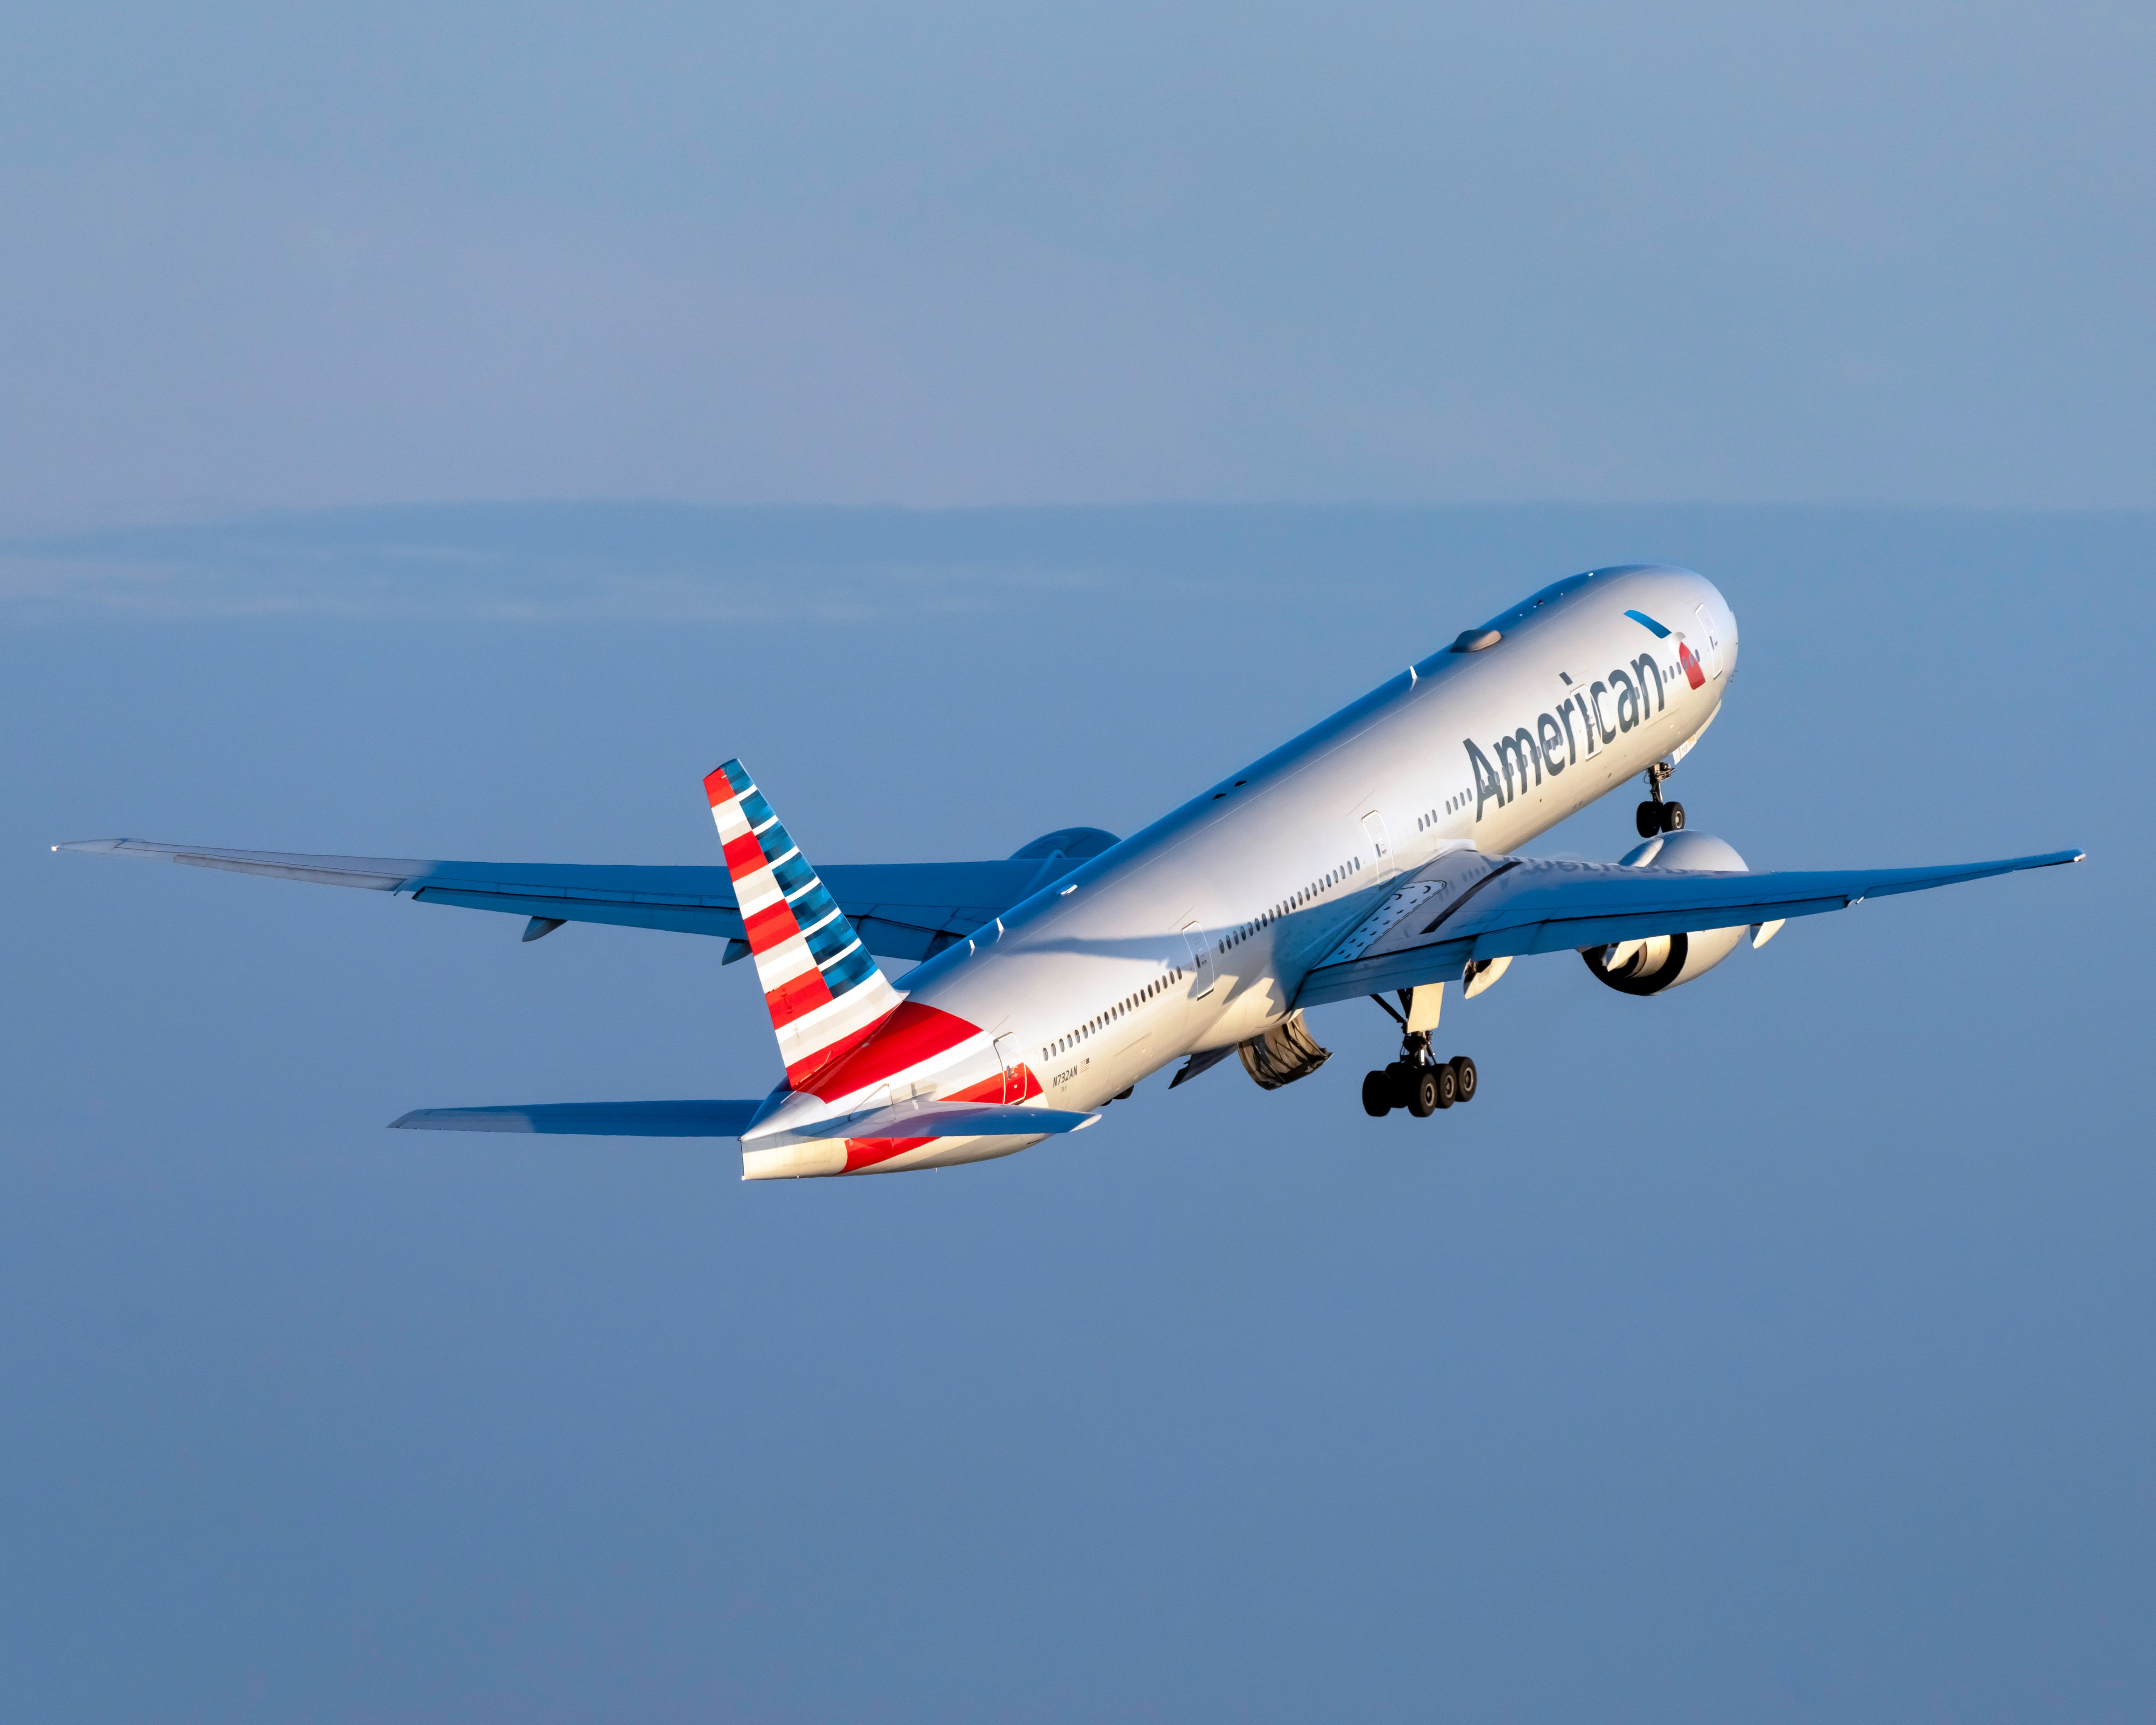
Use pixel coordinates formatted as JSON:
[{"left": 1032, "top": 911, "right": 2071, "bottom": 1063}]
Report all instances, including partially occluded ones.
[
  {"left": 1580, "top": 830, "right": 1753, "bottom": 997},
  {"left": 1238, "top": 1010, "right": 1333, "bottom": 1089},
  {"left": 1009, "top": 826, "right": 1120, "bottom": 863}
]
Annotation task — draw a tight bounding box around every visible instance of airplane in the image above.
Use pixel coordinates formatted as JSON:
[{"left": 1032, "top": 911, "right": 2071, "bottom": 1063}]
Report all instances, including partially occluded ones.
[{"left": 57, "top": 564, "right": 2080, "bottom": 1179}]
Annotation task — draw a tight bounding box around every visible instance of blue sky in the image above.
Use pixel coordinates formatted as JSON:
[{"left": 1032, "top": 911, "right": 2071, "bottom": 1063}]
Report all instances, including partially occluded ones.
[
  {"left": 6, "top": 503, "right": 2150, "bottom": 1720},
  {"left": 4, "top": 6, "right": 2154, "bottom": 1718},
  {"left": 3, "top": 2, "right": 2153, "bottom": 523}
]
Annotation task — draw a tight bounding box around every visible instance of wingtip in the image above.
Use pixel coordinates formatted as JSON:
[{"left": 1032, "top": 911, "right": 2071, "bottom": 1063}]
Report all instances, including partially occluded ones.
[{"left": 388, "top": 1111, "right": 422, "bottom": 1129}]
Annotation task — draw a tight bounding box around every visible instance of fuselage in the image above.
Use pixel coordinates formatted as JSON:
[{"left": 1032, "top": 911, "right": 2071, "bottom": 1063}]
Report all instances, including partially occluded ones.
[{"left": 742, "top": 564, "right": 1737, "bottom": 1177}]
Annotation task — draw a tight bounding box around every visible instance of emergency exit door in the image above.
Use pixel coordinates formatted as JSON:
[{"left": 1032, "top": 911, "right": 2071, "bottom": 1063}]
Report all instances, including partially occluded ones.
[{"left": 1361, "top": 810, "right": 1395, "bottom": 879}]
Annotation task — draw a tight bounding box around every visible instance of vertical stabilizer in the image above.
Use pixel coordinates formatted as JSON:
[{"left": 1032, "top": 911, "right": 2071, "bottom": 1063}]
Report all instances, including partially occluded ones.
[{"left": 705, "top": 760, "right": 902, "bottom": 1088}]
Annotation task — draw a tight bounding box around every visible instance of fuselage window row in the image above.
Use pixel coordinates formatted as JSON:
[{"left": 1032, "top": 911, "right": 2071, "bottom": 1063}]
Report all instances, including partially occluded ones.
[
  {"left": 1046, "top": 965, "right": 1188, "bottom": 1062},
  {"left": 1223, "top": 854, "right": 1357, "bottom": 951},
  {"left": 1045, "top": 846, "right": 1360, "bottom": 1059},
  {"left": 1418, "top": 790, "right": 1474, "bottom": 830},
  {"left": 1046, "top": 847, "right": 1375, "bottom": 1061}
]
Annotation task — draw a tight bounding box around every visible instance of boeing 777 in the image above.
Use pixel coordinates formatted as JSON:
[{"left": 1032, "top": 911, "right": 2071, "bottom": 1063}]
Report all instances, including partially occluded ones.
[{"left": 59, "top": 564, "right": 2080, "bottom": 1178}]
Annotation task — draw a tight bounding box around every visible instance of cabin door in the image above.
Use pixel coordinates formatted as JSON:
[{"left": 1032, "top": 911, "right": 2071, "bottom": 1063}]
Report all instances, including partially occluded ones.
[
  {"left": 1361, "top": 810, "right": 1397, "bottom": 880},
  {"left": 1180, "top": 921, "right": 1216, "bottom": 999},
  {"left": 1693, "top": 605, "right": 1724, "bottom": 679},
  {"left": 993, "top": 1034, "right": 1026, "bottom": 1104}
]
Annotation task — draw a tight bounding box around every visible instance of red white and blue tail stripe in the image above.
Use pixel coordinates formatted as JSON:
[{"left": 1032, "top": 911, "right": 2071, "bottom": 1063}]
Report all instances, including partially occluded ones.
[{"left": 705, "top": 759, "right": 902, "bottom": 1087}]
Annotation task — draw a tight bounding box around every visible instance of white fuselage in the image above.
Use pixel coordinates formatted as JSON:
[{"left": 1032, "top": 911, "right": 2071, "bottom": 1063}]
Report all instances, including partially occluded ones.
[{"left": 744, "top": 564, "right": 1736, "bottom": 1176}]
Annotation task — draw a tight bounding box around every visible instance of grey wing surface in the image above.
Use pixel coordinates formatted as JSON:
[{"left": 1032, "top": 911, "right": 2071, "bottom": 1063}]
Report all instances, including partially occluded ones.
[
  {"left": 1297, "top": 845, "right": 2083, "bottom": 1007},
  {"left": 54, "top": 839, "right": 1077, "bottom": 958}
]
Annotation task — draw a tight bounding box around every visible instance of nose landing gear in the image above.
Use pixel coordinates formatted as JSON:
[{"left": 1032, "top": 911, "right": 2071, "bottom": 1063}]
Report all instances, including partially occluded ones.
[
  {"left": 1361, "top": 994, "right": 1479, "bottom": 1119},
  {"left": 1635, "top": 760, "right": 1685, "bottom": 838}
]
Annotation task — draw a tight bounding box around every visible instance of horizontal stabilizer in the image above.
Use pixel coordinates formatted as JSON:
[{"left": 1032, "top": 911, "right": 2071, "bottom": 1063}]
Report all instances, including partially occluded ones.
[
  {"left": 390, "top": 1100, "right": 761, "bottom": 1137},
  {"left": 761, "top": 1100, "right": 1100, "bottom": 1143}
]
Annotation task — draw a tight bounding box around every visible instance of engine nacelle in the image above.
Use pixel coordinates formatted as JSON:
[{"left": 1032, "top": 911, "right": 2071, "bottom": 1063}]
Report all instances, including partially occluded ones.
[
  {"left": 1580, "top": 830, "right": 1752, "bottom": 997},
  {"left": 1237, "top": 1010, "right": 1333, "bottom": 1090},
  {"left": 1009, "top": 826, "right": 1119, "bottom": 863}
]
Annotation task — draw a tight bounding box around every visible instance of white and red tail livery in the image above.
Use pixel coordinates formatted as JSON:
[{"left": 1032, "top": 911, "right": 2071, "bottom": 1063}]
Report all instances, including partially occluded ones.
[{"left": 704, "top": 759, "right": 902, "bottom": 1090}]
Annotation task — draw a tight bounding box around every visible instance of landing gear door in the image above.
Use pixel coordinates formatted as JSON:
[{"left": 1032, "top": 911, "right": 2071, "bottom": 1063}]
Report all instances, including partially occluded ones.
[
  {"left": 1179, "top": 921, "right": 1216, "bottom": 999},
  {"left": 1361, "top": 810, "right": 1397, "bottom": 881}
]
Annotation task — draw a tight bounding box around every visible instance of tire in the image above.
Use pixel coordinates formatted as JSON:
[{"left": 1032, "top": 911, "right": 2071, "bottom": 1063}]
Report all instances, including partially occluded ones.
[
  {"left": 1361, "top": 1070, "right": 1391, "bottom": 1117},
  {"left": 1449, "top": 1055, "right": 1477, "bottom": 1103},
  {"left": 1387, "top": 1062, "right": 1416, "bottom": 1110},
  {"left": 1432, "top": 1061, "right": 1457, "bottom": 1109},
  {"left": 1636, "top": 800, "right": 1662, "bottom": 838},
  {"left": 1661, "top": 800, "right": 1686, "bottom": 832},
  {"left": 1408, "top": 1069, "right": 1439, "bottom": 1117}
]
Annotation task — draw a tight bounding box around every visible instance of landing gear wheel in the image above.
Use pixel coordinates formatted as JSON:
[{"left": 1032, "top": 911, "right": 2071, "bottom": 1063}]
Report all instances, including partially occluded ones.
[
  {"left": 1636, "top": 800, "right": 1662, "bottom": 839},
  {"left": 1432, "top": 1061, "right": 1457, "bottom": 1109},
  {"left": 1449, "top": 1055, "right": 1477, "bottom": 1103},
  {"left": 1660, "top": 801, "right": 1685, "bottom": 832},
  {"left": 1361, "top": 1070, "right": 1392, "bottom": 1117},
  {"left": 1386, "top": 1062, "right": 1416, "bottom": 1111},
  {"left": 1408, "top": 1069, "right": 1440, "bottom": 1117}
]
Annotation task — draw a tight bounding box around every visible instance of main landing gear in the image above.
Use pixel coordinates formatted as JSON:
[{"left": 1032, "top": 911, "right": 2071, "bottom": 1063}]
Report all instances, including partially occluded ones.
[
  {"left": 1361, "top": 1039, "right": 1477, "bottom": 1118},
  {"left": 1636, "top": 759, "right": 1685, "bottom": 839},
  {"left": 1361, "top": 992, "right": 1480, "bottom": 1120}
]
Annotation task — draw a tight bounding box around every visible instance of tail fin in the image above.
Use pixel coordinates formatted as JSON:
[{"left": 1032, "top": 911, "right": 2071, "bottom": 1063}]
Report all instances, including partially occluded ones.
[{"left": 705, "top": 759, "right": 902, "bottom": 1088}]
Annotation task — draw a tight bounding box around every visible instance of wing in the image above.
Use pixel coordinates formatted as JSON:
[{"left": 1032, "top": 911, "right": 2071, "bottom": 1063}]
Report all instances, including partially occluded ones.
[
  {"left": 53, "top": 838, "right": 1071, "bottom": 959},
  {"left": 1296, "top": 844, "right": 2083, "bottom": 1007},
  {"left": 819, "top": 861, "right": 1071, "bottom": 959},
  {"left": 392, "top": 1099, "right": 762, "bottom": 1136}
]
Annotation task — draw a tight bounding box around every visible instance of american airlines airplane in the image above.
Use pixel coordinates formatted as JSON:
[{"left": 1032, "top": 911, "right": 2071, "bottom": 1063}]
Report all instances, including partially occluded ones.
[{"left": 60, "top": 564, "right": 2078, "bottom": 1178}]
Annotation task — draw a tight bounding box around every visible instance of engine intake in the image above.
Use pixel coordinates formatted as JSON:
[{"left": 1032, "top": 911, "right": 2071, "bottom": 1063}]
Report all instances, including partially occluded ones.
[{"left": 1579, "top": 830, "right": 1753, "bottom": 997}]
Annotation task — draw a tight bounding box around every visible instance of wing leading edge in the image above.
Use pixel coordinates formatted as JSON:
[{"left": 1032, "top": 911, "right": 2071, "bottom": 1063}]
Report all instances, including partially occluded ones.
[
  {"left": 1296, "top": 846, "right": 2083, "bottom": 1007},
  {"left": 53, "top": 838, "right": 1077, "bottom": 959}
]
